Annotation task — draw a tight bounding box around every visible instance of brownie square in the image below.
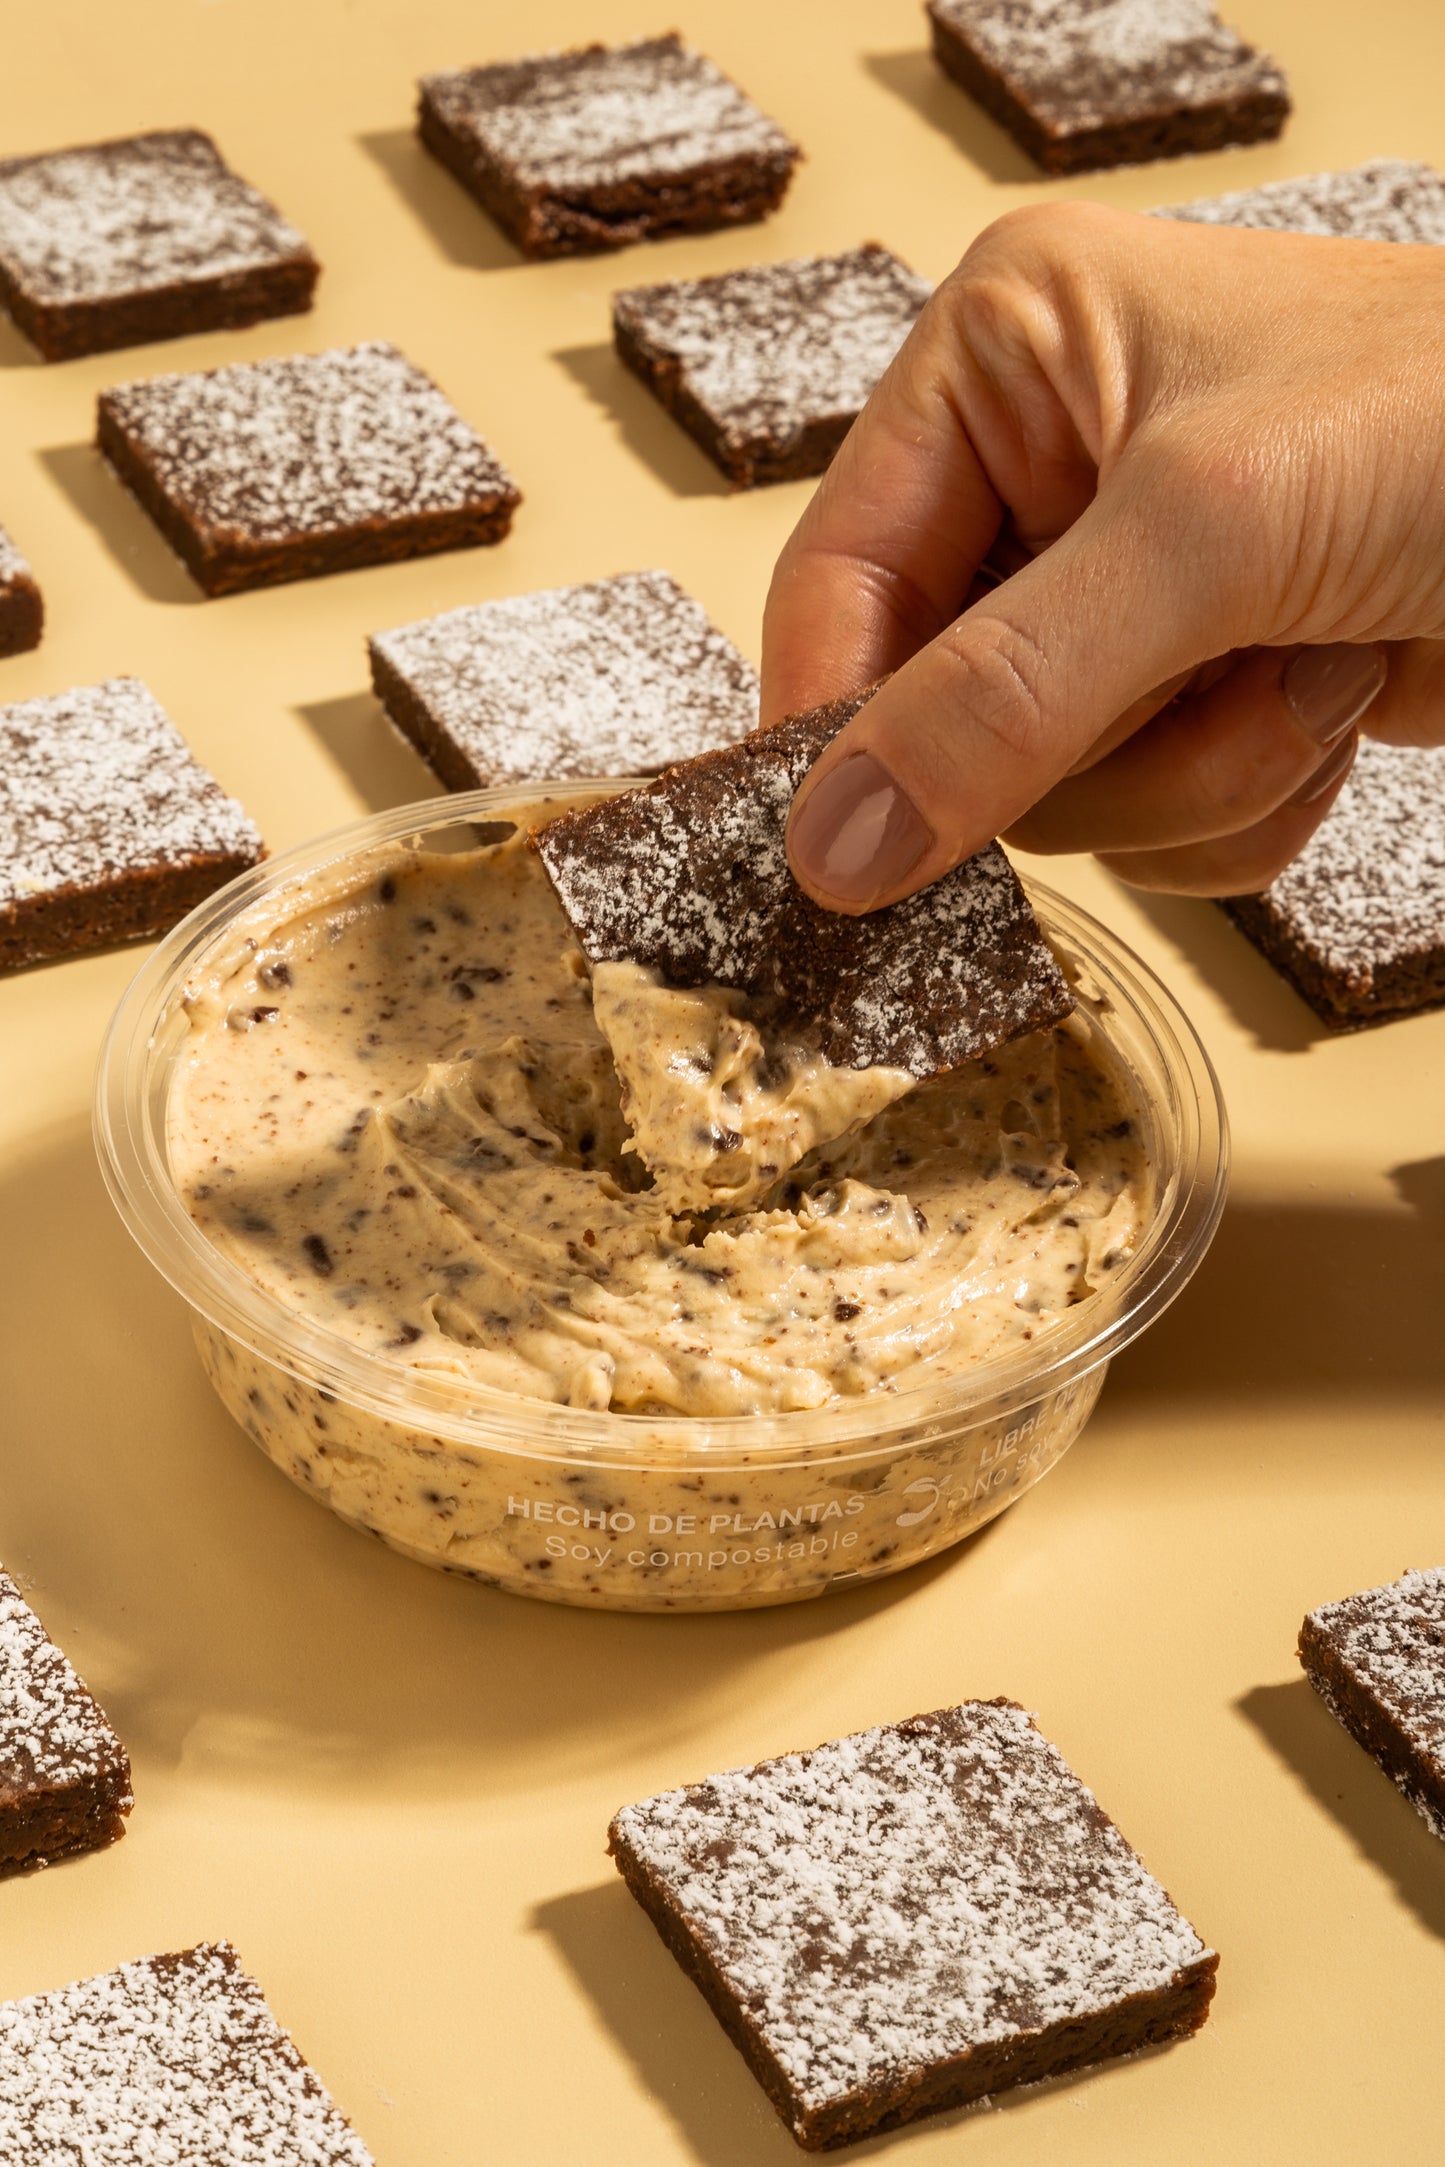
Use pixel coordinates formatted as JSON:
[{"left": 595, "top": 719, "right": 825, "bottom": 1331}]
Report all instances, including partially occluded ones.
[
  {"left": 0, "top": 675, "right": 263, "bottom": 974},
  {"left": 1157, "top": 157, "right": 1445, "bottom": 239},
  {"left": 534, "top": 686, "right": 1074, "bottom": 1080},
  {"left": 1300, "top": 1568, "right": 1445, "bottom": 1840},
  {"left": 418, "top": 34, "right": 800, "bottom": 259},
  {"left": 0, "top": 524, "right": 42, "bottom": 657},
  {"left": 610, "top": 1701, "right": 1217, "bottom": 2149},
  {"left": 0, "top": 1941, "right": 374, "bottom": 2163},
  {"left": 369, "top": 569, "right": 759, "bottom": 791},
  {"left": 0, "top": 128, "right": 318, "bottom": 363},
  {"left": 926, "top": 0, "right": 1289, "bottom": 176},
  {"left": 611, "top": 245, "right": 931, "bottom": 488},
  {"left": 1218, "top": 739, "right": 1445, "bottom": 1027},
  {"left": 0, "top": 1565, "right": 131, "bottom": 1875},
  {"left": 97, "top": 339, "right": 521, "bottom": 597}
]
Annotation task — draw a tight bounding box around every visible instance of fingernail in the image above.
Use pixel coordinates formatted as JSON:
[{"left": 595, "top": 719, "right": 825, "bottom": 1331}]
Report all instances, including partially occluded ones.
[
  {"left": 1284, "top": 644, "right": 1387, "bottom": 745},
  {"left": 1289, "top": 727, "right": 1358, "bottom": 807},
  {"left": 787, "top": 752, "right": 934, "bottom": 907}
]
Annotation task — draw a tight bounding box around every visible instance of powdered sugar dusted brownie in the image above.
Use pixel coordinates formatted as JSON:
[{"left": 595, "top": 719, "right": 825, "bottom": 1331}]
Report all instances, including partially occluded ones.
[
  {"left": 1158, "top": 158, "right": 1445, "bottom": 240},
  {"left": 0, "top": 129, "right": 317, "bottom": 362},
  {"left": 1219, "top": 739, "right": 1445, "bottom": 1027},
  {"left": 0, "top": 524, "right": 41, "bottom": 658},
  {"left": 926, "top": 0, "right": 1289, "bottom": 175},
  {"left": 97, "top": 339, "right": 521, "bottom": 596},
  {"left": 419, "top": 35, "right": 799, "bottom": 259},
  {"left": 0, "top": 1942, "right": 374, "bottom": 2163},
  {"left": 1300, "top": 1569, "right": 1445, "bottom": 1840},
  {"left": 610, "top": 1701, "right": 1217, "bottom": 2149},
  {"left": 369, "top": 569, "right": 759, "bottom": 791},
  {"left": 533, "top": 686, "right": 1072, "bottom": 1077},
  {"left": 612, "top": 246, "right": 931, "bottom": 488},
  {"left": 0, "top": 1565, "right": 131, "bottom": 1875},
  {"left": 0, "top": 676, "right": 263, "bottom": 974}
]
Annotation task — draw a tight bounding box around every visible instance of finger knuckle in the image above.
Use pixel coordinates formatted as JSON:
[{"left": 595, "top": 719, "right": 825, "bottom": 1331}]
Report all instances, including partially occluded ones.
[{"left": 934, "top": 613, "right": 1053, "bottom": 769}]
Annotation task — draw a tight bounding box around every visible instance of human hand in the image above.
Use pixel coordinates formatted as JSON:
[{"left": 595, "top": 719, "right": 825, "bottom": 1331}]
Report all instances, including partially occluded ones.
[{"left": 766, "top": 202, "right": 1445, "bottom": 909}]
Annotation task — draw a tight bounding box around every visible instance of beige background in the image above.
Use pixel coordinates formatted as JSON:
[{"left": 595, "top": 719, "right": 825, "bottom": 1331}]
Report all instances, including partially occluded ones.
[{"left": 1, "top": 1, "right": 1443, "bottom": 2159}]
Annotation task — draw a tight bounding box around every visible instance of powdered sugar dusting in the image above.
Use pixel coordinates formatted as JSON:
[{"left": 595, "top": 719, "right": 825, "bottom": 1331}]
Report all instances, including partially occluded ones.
[
  {"left": 0, "top": 1566, "right": 129, "bottom": 1800},
  {"left": 0, "top": 524, "right": 30, "bottom": 589},
  {"left": 1157, "top": 158, "right": 1445, "bottom": 241},
  {"left": 612, "top": 247, "right": 931, "bottom": 456},
  {"left": 1306, "top": 1569, "right": 1445, "bottom": 1758},
  {"left": 535, "top": 696, "right": 1072, "bottom": 1076},
  {"left": 0, "top": 676, "right": 262, "bottom": 909},
  {"left": 1247, "top": 739, "right": 1445, "bottom": 985},
  {"left": 612, "top": 1702, "right": 1211, "bottom": 2112},
  {"left": 931, "top": 0, "right": 1286, "bottom": 129},
  {"left": 422, "top": 35, "right": 796, "bottom": 191},
  {"left": 0, "top": 1941, "right": 375, "bottom": 2163},
  {"left": 0, "top": 129, "right": 311, "bottom": 306},
  {"left": 99, "top": 340, "right": 518, "bottom": 546},
  {"left": 370, "top": 569, "right": 758, "bottom": 787}
]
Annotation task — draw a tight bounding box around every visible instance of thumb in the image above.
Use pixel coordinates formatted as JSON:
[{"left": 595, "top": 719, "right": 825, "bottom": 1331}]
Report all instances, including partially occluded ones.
[{"left": 785, "top": 475, "right": 1240, "bottom": 913}]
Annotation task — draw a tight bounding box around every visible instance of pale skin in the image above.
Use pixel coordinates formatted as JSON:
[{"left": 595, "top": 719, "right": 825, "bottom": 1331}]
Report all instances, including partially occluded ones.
[{"left": 769, "top": 204, "right": 1445, "bottom": 911}]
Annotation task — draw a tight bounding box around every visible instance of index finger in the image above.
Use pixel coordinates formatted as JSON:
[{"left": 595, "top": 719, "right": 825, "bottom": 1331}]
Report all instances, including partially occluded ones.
[{"left": 759, "top": 298, "right": 1005, "bottom": 725}]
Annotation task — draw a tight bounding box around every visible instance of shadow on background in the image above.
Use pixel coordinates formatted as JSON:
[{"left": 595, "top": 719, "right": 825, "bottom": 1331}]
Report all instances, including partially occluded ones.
[
  {"left": 1115, "top": 886, "right": 1327, "bottom": 1053},
  {"left": 553, "top": 343, "right": 732, "bottom": 499},
  {"left": 1106, "top": 1175, "right": 1445, "bottom": 1405},
  {"left": 1238, "top": 1679, "right": 1445, "bottom": 1942},
  {"left": 862, "top": 51, "right": 1040, "bottom": 186},
  {"left": 536, "top": 1878, "right": 1152, "bottom": 2166},
  {"left": 0, "top": 1121, "right": 942, "bottom": 1801},
  {"left": 0, "top": 314, "right": 36, "bottom": 368},
  {"left": 357, "top": 129, "right": 522, "bottom": 271},
  {"left": 37, "top": 443, "right": 200, "bottom": 605},
  {"left": 295, "top": 690, "right": 445, "bottom": 813}
]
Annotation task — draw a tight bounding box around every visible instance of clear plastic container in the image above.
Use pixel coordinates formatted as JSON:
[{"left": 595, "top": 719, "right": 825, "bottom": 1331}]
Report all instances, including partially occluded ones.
[{"left": 95, "top": 786, "right": 1229, "bottom": 1613}]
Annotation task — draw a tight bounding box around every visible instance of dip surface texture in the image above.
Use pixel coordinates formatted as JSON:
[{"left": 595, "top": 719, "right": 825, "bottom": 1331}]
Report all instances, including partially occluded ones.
[{"left": 168, "top": 825, "right": 1147, "bottom": 1420}]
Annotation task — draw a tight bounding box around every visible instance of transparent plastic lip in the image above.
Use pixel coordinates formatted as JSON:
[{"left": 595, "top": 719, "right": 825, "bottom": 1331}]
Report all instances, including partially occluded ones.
[{"left": 94, "top": 783, "right": 1230, "bottom": 1473}]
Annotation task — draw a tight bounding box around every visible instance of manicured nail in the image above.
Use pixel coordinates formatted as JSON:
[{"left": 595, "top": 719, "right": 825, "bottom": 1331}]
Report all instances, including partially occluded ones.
[
  {"left": 1284, "top": 644, "right": 1387, "bottom": 745},
  {"left": 1289, "top": 728, "right": 1358, "bottom": 807},
  {"left": 787, "top": 752, "right": 934, "bottom": 907}
]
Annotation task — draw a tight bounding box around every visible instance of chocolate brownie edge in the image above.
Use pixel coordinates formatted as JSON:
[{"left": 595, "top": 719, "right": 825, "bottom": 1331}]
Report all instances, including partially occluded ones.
[
  {"left": 0, "top": 570, "right": 42, "bottom": 657},
  {"left": 609, "top": 1699, "right": 1219, "bottom": 2150},
  {"left": 610, "top": 1827, "right": 814, "bottom": 2141},
  {"left": 368, "top": 639, "right": 485, "bottom": 790},
  {"left": 417, "top": 93, "right": 538, "bottom": 252},
  {"left": 613, "top": 309, "right": 848, "bottom": 487},
  {"left": 1299, "top": 1616, "right": 1445, "bottom": 1838},
  {"left": 926, "top": 5, "right": 1288, "bottom": 174},
  {"left": 1218, "top": 894, "right": 1445, "bottom": 1029},
  {"left": 0, "top": 849, "right": 261, "bottom": 974},
  {"left": 97, "top": 398, "right": 519, "bottom": 596},
  {"left": 31, "top": 257, "right": 318, "bottom": 365}
]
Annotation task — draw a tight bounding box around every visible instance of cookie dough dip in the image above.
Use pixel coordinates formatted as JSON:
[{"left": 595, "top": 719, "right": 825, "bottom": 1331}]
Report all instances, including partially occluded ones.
[{"left": 97, "top": 787, "right": 1229, "bottom": 1612}]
